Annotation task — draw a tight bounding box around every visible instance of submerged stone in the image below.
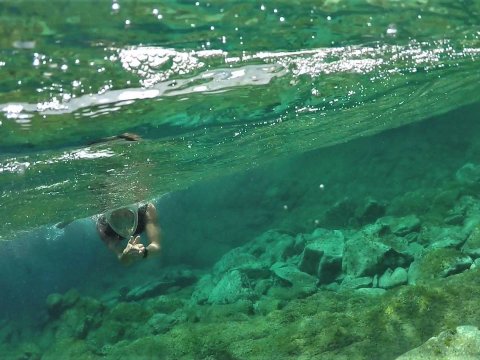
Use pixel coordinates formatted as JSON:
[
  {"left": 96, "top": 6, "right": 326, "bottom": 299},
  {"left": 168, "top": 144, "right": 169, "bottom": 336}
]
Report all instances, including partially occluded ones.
[
  {"left": 245, "top": 230, "right": 296, "bottom": 265},
  {"left": 408, "top": 248, "right": 473, "bottom": 284},
  {"left": 355, "top": 198, "right": 386, "bottom": 225},
  {"left": 420, "top": 225, "right": 468, "bottom": 249},
  {"left": 126, "top": 280, "right": 177, "bottom": 302},
  {"left": 298, "top": 243, "right": 324, "bottom": 275},
  {"left": 391, "top": 215, "right": 421, "bottom": 237},
  {"left": 461, "top": 224, "right": 480, "bottom": 258},
  {"left": 455, "top": 163, "right": 480, "bottom": 185},
  {"left": 208, "top": 270, "right": 252, "bottom": 304},
  {"left": 341, "top": 276, "right": 373, "bottom": 290},
  {"left": 378, "top": 267, "right": 408, "bottom": 289},
  {"left": 46, "top": 289, "right": 80, "bottom": 318},
  {"left": 397, "top": 325, "right": 480, "bottom": 359},
  {"left": 343, "top": 231, "right": 408, "bottom": 277},
  {"left": 271, "top": 262, "right": 317, "bottom": 296}
]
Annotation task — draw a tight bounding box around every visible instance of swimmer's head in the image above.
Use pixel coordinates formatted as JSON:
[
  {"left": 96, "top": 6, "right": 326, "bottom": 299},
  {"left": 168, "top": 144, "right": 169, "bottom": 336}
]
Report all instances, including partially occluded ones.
[{"left": 105, "top": 205, "right": 138, "bottom": 238}]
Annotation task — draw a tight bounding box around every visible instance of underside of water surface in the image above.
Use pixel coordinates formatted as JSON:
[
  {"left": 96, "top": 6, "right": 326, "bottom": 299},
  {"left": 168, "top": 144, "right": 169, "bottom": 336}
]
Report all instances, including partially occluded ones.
[
  {"left": 1, "top": 1, "right": 480, "bottom": 359},
  {"left": 1, "top": 0, "right": 480, "bottom": 238}
]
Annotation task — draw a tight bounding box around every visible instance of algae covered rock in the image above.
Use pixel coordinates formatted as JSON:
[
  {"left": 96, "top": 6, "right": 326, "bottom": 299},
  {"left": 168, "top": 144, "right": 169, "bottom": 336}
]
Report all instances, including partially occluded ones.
[
  {"left": 299, "top": 228, "right": 345, "bottom": 284},
  {"left": 244, "top": 230, "right": 296, "bottom": 265},
  {"left": 270, "top": 262, "right": 317, "bottom": 297},
  {"left": 343, "top": 231, "right": 409, "bottom": 277},
  {"left": 419, "top": 225, "right": 468, "bottom": 249},
  {"left": 212, "top": 248, "right": 260, "bottom": 276},
  {"left": 126, "top": 280, "right": 177, "bottom": 301},
  {"left": 147, "top": 313, "right": 175, "bottom": 335},
  {"left": 461, "top": 224, "right": 480, "bottom": 258},
  {"left": 208, "top": 270, "right": 253, "bottom": 304},
  {"left": 125, "top": 269, "right": 197, "bottom": 302},
  {"left": 46, "top": 289, "right": 80, "bottom": 318},
  {"left": 378, "top": 267, "right": 408, "bottom": 289},
  {"left": 377, "top": 215, "right": 421, "bottom": 237},
  {"left": 396, "top": 325, "right": 480, "bottom": 359},
  {"left": 298, "top": 243, "right": 324, "bottom": 275},
  {"left": 340, "top": 276, "right": 373, "bottom": 290},
  {"left": 455, "top": 163, "right": 480, "bottom": 185},
  {"left": 190, "top": 274, "right": 216, "bottom": 305},
  {"left": 408, "top": 248, "right": 473, "bottom": 284},
  {"left": 355, "top": 198, "right": 386, "bottom": 225}
]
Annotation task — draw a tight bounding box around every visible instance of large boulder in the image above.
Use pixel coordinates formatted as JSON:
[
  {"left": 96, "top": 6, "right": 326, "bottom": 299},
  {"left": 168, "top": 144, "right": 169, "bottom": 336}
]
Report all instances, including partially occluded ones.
[
  {"left": 378, "top": 267, "right": 408, "bottom": 289},
  {"left": 243, "top": 230, "right": 296, "bottom": 265},
  {"left": 343, "top": 231, "right": 410, "bottom": 278},
  {"left": 125, "top": 269, "right": 197, "bottom": 301},
  {"left": 377, "top": 215, "right": 421, "bottom": 237},
  {"left": 455, "top": 163, "right": 480, "bottom": 185},
  {"left": 298, "top": 228, "right": 344, "bottom": 284},
  {"left": 340, "top": 276, "right": 372, "bottom": 290},
  {"left": 271, "top": 262, "right": 317, "bottom": 297},
  {"left": 355, "top": 198, "right": 386, "bottom": 226},
  {"left": 419, "top": 226, "right": 468, "bottom": 249},
  {"left": 397, "top": 325, "right": 480, "bottom": 359},
  {"left": 46, "top": 289, "right": 80, "bottom": 318},
  {"left": 408, "top": 248, "right": 472, "bottom": 285},
  {"left": 461, "top": 224, "right": 480, "bottom": 258},
  {"left": 207, "top": 270, "right": 253, "bottom": 305}
]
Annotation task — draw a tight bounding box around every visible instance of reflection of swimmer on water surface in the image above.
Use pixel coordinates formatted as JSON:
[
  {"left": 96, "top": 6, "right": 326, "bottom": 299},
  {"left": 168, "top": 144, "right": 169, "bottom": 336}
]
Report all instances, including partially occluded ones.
[{"left": 96, "top": 202, "right": 161, "bottom": 265}]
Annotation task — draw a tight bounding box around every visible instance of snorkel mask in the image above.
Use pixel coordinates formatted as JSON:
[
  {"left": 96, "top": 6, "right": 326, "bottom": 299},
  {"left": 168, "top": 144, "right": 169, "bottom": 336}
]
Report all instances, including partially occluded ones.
[{"left": 105, "top": 205, "right": 138, "bottom": 238}]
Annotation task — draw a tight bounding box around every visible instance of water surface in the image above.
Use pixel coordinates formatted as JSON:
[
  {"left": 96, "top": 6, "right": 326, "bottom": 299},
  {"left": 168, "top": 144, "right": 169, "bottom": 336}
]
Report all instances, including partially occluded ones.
[{"left": 1, "top": 0, "right": 479, "bottom": 239}]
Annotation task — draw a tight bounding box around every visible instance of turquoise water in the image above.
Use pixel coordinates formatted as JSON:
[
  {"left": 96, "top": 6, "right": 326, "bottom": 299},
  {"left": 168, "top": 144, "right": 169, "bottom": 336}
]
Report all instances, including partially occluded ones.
[{"left": 1, "top": 0, "right": 480, "bottom": 359}]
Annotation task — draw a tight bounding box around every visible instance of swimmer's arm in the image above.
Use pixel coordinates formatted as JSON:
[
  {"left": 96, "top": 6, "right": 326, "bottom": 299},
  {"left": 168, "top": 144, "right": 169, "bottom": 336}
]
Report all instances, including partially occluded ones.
[
  {"left": 98, "top": 226, "right": 134, "bottom": 265},
  {"left": 144, "top": 203, "right": 161, "bottom": 256}
]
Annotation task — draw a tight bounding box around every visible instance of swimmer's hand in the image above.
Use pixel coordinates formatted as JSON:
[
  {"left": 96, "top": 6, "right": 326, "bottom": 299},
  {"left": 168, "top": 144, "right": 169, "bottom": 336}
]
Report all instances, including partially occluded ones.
[{"left": 122, "top": 236, "right": 145, "bottom": 258}]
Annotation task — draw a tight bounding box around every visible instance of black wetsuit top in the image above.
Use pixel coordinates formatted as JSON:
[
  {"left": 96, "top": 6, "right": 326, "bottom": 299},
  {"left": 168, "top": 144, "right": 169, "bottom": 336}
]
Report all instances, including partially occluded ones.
[{"left": 98, "top": 203, "right": 148, "bottom": 240}]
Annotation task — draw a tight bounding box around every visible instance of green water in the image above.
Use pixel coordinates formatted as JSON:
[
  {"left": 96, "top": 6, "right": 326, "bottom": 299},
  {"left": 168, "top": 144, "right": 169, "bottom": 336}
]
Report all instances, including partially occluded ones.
[{"left": 1, "top": 0, "right": 480, "bottom": 239}]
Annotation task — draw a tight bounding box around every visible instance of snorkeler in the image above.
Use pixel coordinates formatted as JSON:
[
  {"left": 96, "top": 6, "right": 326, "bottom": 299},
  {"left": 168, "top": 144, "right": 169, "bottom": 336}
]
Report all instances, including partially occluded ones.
[{"left": 96, "top": 202, "right": 161, "bottom": 265}]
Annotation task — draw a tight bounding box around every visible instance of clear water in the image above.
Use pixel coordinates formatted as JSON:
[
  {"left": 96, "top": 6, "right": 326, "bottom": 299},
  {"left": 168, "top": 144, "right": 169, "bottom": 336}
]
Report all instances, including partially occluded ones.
[
  {"left": 2, "top": 0, "right": 479, "bottom": 238},
  {"left": 1, "top": 1, "right": 480, "bottom": 359}
]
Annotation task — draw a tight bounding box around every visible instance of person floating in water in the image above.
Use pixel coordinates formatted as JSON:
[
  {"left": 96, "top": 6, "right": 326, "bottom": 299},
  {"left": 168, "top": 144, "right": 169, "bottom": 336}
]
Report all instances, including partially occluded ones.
[{"left": 96, "top": 202, "right": 161, "bottom": 265}]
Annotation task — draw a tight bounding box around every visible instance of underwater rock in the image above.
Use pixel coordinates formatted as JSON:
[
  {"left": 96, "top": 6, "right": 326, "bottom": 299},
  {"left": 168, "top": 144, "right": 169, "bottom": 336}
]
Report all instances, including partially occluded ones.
[
  {"left": 322, "top": 197, "right": 357, "bottom": 228},
  {"left": 396, "top": 325, "right": 480, "bottom": 359},
  {"left": 46, "top": 289, "right": 80, "bottom": 318},
  {"left": 126, "top": 270, "right": 197, "bottom": 302},
  {"left": 343, "top": 231, "right": 408, "bottom": 277},
  {"left": 146, "top": 295, "right": 185, "bottom": 315},
  {"left": 126, "top": 280, "right": 177, "bottom": 302},
  {"left": 455, "top": 163, "right": 480, "bottom": 185},
  {"left": 271, "top": 262, "right": 317, "bottom": 295},
  {"left": 461, "top": 224, "right": 480, "bottom": 258},
  {"left": 355, "top": 198, "right": 386, "bottom": 225},
  {"left": 298, "top": 243, "right": 324, "bottom": 276},
  {"left": 355, "top": 288, "right": 386, "bottom": 296},
  {"left": 147, "top": 313, "right": 175, "bottom": 335},
  {"left": 378, "top": 215, "right": 421, "bottom": 237},
  {"left": 408, "top": 248, "right": 473, "bottom": 284},
  {"left": 244, "top": 230, "right": 296, "bottom": 265},
  {"left": 45, "top": 295, "right": 104, "bottom": 342},
  {"left": 207, "top": 270, "right": 253, "bottom": 305},
  {"left": 190, "top": 274, "right": 216, "bottom": 305},
  {"left": 340, "top": 276, "right": 372, "bottom": 290},
  {"left": 212, "top": 247, "right": 269, "bottom": 279},
  {"left": 420, "top": 225, "right": 468, "bottom": 249},
  {"left": 253, "top": 296, "right": 284, "bottom": 315},
  {"left": 299, "top": 228, "right": 344, "bottom": 284},
  {"left": 11, "top": 342, "right": 42, "bottom": 360},
  {"left": 378, "top": 267, "right": 408, "bottom": 289}
]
